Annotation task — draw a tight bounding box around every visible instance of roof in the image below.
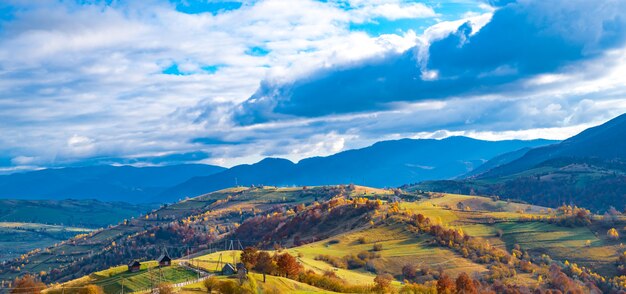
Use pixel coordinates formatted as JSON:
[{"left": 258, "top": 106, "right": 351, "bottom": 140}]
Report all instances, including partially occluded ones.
[
  {"left": 157, "top": 254, "right": 171, "bottom": 262},
  {"left": 222, "top": 263, "right": 236, "bottom": 271},
  {"left": 236, "top": 262, "right": 246, "bottom": 269},
  {"left": 128, "top": 260, "right": 141, "bottom": 267}
]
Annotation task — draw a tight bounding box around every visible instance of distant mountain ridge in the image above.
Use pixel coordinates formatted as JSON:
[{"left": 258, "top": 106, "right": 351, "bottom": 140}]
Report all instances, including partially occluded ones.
[
  {"left": 0, "top": 137, "right": 556, "bottom": 204},
  {"left": 159, "top": 136, "right": 556, "bottom": 202},
  {"left": 412, "top": 113, "right": 626, "bottom": 211},
  {"left": 477, "top": 113, "right": 626, "bottom": 179},
  {"left": 0, "top": 164, "right": 226, "bottom": 203}
]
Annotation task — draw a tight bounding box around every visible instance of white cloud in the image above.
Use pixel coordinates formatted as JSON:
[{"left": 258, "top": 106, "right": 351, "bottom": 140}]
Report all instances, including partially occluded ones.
[
  {"left": 348, "top": 1, "right": 437, "bottom": 23},
  {"left": 0, "top": 0, "right": 437, "bottom": 168},
  {"left": 3, "top": 0, "right": 626, "bottom": 171}
]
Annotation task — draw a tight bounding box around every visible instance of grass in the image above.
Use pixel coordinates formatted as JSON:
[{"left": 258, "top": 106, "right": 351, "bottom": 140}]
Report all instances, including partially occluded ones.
[
  {"left": 12, "top": 188, "right": 626, "bottom": 292},
  {"left": 288, "top": 222, "right": 488, "bottom": 281},
  {"left": 48, "top": 261, "right": 197, "bottom": 294},
  {"left": 178, "top": 273, "right": 339, "bottom": 294},
  {"left": 192, "top": 220, "right": 488, "bottom": 288},
  {"left": 400, "top": 193, "right": 625, "bottom": 277}
]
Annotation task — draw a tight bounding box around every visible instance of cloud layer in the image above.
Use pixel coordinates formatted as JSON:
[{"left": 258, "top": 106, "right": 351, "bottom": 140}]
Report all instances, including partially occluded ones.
[
  {"left": 235, "top": 0, "right": 626, "bottom": 121},
  {"left": 1, "top": 0, "right": 626, "bottom": 171}
]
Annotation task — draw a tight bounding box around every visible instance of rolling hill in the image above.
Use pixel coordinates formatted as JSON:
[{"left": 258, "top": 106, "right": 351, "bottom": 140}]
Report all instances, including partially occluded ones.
[
  {"left": 158, "top": 137, "right": 555, "bottom": 202},
  {"left": 413, "top": 113, "right": 626, "bottom": 211},
  {"left": 30, "top": 187, "right": 626, "bottom": 293}
]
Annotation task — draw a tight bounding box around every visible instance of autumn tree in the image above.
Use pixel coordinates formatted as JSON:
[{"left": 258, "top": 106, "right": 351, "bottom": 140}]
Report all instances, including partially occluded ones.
[
  {"left": 240, "top": 247, "right": 259, "bottom": 269},
  {"left": 276, "top": 253, "right": 301, "bottom": 278},
  {"left": 217, "top": 280, "right": 240, "bottom": 294},
  {"left": 79, "top": 285, "right": 104, "bottom": 294},
  {"left": 157, "top": 283, "right": 174, "bottom": 294},
  {"left": 374, "top": 273, "right": 393, "bottom": 293},
  {"left": 204, "top": 276, "right": 218, "bottom": 292},
  {"left": 254, "top": 251, "right": 276, "bottom": 282},
  {"left": 608, "top": 228, "right": 620, "bottom": 240},
  {"left": 11, "top": 275, "right": 45, "bottom": 294},
  {"left": 436, "top": 273, "right": 455, "bottom": 294},
  {"left": 402, "top": 264, "right": 417, "bottom": 281},
  {"left": 455, "top": 272, "right": 477, "bottom": 294}
]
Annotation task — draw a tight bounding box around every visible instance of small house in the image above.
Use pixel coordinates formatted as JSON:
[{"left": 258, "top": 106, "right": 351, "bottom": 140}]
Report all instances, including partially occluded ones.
[
  {"left": 236, "top": 262, "right": 247, "bottom": 274},
  {"left": 157, "top": 253, "right": 172, "bottom": 267},
  {"left": 128, "top": 260, "right": 141, "bottom": 272},
  {"left": 222, "top": 263, "right": 236, "bottom": 275}
]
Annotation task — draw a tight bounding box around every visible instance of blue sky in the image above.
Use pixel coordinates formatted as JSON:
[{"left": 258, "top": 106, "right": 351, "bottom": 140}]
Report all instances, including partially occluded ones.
[{"left": 1, "top": 0, "right": 626, "bottom": 172}]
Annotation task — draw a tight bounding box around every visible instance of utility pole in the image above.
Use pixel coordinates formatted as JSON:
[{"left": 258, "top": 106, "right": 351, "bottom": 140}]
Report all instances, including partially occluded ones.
[
  {"left": 215, "top": 253, "right": 223, "bottom": 272},
  {"left": 149, "top": 266, "right": 154, "bottom": 291}
]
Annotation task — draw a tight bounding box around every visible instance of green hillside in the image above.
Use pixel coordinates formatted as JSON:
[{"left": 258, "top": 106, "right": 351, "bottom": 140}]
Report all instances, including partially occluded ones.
[
  {"left": 0, "top": 186, "right": 391, "bottom": 285},
  {"left": 414, "top": 157, "right": 626, "bottom": 211},
  {"left": 7, "top": 187, "right": 626, "bottom": 293}
]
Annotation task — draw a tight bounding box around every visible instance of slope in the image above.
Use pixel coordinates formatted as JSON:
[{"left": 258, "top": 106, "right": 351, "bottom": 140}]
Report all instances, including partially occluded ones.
[
  {"left": 480, "top": 113, "right": 626, "bottom": 179},
  {"left": 414, "top": 113, "right": 626, "bottom": 211},
  {"left": 26, "top": 190, "right": 626, "bottom": 293}
]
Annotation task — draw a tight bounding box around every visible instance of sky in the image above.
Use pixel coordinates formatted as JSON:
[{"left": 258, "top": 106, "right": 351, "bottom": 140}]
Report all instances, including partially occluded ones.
[{"left": 1, "top": 0, "right": 626, "bottom": 172}]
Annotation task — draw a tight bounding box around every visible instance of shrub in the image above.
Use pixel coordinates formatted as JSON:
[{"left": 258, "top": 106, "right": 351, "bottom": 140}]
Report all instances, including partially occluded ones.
[
  {"left": 156, "top": 283, "right": 174, "bottom": 294},
  {"left": 372, "top": 243, "right": 383, "bottom": 251},
  {"left": 79, "top": 285, "right": 104, "bottom": 294},
  {"left": 315, "top": 255, "right": 347, "bottom": 269},
  {"left": 436, "top": 274, "right": 455, "bottom": 294},
  {"left": 10, "top": 275, "right": 45, "bottom": 294},
  {"left": 204, "top": 276, "right": 219, "bottom": 292},
  {"left": 327, "top": 239, "right": 340, "bottom": 245},
  {"left": 297, "top": 269, "right": 372, "bottom": 293},
  {"left": 216, "top": 280, "right": 241, "bottom": 294},
  {"left": 374, "top": 273, "right": 393, "bottom": 293},
  {"left": 345, "top": 255, "right": 367, "bottom": 269},
  {"left": 402, "top": 264, "right": 417, "bottom": 281}
]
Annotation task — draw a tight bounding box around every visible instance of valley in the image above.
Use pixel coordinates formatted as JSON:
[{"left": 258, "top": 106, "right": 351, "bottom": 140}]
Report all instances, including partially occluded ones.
[{"left": 0, "top": 199, "right": 156, "bottom": 264}]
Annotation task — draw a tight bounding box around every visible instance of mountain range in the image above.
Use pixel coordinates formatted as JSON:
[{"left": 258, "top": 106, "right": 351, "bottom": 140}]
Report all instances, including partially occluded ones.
[
  {"left": 0, "top": 137, "right": 554, "bottom": 203},
  {"left": 0, "top": 164, "right": 225, "bottom": 203},
  {"left": 159, "top": 136, "right": 554, "bottom": 202},
  {"left": 413, "top": 113, "right": 626, "bottom": 211}
]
